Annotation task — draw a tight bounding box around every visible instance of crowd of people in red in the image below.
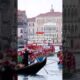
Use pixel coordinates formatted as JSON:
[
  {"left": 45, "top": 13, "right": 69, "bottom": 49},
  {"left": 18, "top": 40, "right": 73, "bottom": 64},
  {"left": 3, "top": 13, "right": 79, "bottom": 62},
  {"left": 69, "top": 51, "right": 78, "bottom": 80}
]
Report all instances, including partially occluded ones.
[
  {"left": 64, "top": 51, "right": 76, "bottom": 73},
  {"left": 57, "top": 50, "right": 76, "bottom": 73},
  {"left": 0, "top": 43, "right": 55, "bottom": 70},
  {"left": 0, "top": 48, "right": 17, "bottom": 64}
]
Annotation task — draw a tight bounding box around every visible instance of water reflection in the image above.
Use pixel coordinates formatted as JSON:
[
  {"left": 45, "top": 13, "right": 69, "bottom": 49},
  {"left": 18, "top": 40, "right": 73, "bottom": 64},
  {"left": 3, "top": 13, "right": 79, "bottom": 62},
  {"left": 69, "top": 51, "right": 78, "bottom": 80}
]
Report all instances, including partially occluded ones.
[
  {"left": 18, "top": 75, "right": 28, "bottom": 80},
  {"left": 18, "top": 74, "right": 46, "bottom": 80},
  {"left": 23, "top": 76, "right": 28, "bottom": 80},
  {"left": 28, "top": 74, "right": 46, "bottom": 80}
]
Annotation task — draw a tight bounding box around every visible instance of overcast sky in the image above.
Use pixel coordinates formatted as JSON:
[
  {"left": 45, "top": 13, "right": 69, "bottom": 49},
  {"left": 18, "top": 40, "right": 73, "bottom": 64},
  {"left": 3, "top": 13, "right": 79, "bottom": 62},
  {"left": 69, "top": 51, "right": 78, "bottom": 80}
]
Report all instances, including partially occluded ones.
[{"left": 18, "top": 0, "right": 62, "bottom": 18}]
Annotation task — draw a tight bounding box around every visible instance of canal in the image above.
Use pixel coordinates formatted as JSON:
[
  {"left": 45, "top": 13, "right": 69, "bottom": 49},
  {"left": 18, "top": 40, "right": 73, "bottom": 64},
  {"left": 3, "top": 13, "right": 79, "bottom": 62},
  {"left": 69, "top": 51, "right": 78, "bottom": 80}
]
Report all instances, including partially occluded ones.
[{"left": 18, "top": 54, "right": 62, "bottom": 80}]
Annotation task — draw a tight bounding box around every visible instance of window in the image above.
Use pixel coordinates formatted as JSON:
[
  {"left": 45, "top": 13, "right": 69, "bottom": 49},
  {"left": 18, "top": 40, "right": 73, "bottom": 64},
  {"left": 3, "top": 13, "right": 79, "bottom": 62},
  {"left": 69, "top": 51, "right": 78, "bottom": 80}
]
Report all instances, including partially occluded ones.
[
  {"left": 75, "top": 25, "right": 77, "bottom": 32},
  {"left": 71, "top": 39, "right": 73, "bottom": 48},
  {"left": 18, "top": 22, "right": 23, "bottom": 25},
  {"left": 14, "top": 0, "right": 17, "bottom": 8},
  {"left": 33, "top": 23, "right": 34, "bottom": 26},
  {"left": 68, "top": 7, "right": 70, "bottom": 17},
  {"left": 20, "top": 35, "right": 23, "bottom": 38},
  {"left": 20, "top": 29, "right": 23, "bottom": 33},
  {"left": 63, "top": 8, "right": 66, "bottom": 17},
  {"left": 28, "top": 23, "right": 30, "bottom": 26}
]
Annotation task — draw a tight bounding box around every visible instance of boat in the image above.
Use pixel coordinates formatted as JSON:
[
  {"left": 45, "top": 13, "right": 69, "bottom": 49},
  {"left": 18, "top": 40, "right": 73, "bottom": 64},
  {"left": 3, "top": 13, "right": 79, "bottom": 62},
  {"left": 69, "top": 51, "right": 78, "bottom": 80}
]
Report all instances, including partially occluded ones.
[{"left": 15, "top": 58, "right": 47, "bottom": 75}]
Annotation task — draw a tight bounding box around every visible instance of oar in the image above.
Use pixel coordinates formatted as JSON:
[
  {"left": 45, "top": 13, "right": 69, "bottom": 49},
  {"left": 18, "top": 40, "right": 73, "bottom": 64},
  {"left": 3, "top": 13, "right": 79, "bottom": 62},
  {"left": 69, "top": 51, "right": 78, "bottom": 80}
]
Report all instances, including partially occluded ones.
[
  {"left": 46, "top": 62, "right": 55, "bottom": 65},
  {"left": 43, "top": 67, "right": 48, "bottom": 74}
]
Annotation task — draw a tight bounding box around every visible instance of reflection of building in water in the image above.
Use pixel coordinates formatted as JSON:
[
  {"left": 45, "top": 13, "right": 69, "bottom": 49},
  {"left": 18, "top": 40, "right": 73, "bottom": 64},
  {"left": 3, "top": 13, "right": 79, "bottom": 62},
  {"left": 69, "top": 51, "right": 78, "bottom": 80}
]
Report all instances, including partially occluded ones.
[
  {"left": 0, "top": 0, "right": 17, "bottom": 50},
  {"left": 28, "top": 5, "right": 62, "bottom": 45}
]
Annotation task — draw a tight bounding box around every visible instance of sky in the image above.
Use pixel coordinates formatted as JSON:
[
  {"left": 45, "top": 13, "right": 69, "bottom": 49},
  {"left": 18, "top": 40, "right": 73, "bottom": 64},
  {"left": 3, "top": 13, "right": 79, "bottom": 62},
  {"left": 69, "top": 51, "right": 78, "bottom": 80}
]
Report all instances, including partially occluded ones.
[{"left": 18, "top": 0, "right": 62, "bottom": 18}]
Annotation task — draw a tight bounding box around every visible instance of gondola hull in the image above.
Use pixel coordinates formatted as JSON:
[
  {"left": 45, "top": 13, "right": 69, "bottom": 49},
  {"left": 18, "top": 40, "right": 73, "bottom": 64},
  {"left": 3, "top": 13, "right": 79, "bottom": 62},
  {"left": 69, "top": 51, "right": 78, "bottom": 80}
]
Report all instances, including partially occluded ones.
[{"left": 15, "top": 58, "right": 47, "bottom": 75}]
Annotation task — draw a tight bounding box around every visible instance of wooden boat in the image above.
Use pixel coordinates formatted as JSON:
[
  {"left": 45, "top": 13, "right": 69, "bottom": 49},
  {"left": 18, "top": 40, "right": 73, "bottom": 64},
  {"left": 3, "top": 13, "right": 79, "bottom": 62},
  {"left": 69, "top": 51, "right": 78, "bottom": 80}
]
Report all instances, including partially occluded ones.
[
  {"left": 15, "top": 58, "right": 47, "bottom": 75},
  {"left": 0, "top": 58, "right": 46, "bottom": 76}
]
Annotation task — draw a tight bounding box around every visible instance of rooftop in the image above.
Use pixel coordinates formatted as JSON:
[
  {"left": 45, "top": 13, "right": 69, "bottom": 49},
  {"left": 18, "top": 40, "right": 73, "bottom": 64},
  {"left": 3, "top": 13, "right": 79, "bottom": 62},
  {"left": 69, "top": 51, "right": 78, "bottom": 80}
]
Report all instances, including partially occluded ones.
[
  {"left": 36, "top": 11, "right": 62, "bottom": 17},
  {"left": 28, "top": 17, "right": 35, "bottom": 22},
  {"left": 27, "top": 6, "right": 62, "bottom": 21}
]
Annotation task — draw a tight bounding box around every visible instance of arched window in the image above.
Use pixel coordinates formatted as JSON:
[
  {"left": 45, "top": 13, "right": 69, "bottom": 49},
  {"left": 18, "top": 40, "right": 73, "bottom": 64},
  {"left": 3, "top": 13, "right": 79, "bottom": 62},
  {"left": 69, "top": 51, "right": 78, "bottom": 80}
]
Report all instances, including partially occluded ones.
[
  {"left": 71, "top": 39, "right": 73, "bottom": 48},
  {"left": 67, "top": 7, "right": 70, "bottom": 17},
  {"left": 20, "top": 29, "right": 23, "bottom": 33}
]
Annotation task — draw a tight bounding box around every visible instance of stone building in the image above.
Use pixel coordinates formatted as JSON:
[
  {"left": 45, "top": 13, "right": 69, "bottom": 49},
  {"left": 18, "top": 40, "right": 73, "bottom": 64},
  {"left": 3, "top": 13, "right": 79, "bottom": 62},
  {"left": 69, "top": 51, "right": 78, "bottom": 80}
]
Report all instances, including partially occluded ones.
[
  {"left": 0, "top": 0, "right": 17, "bottom": 51},
  {"left": 63, "top": 0, "right": 80, "bottom": 71},
  {"left": 18, "top": 10, "right": 28, "bottom": 45},
  {"left": 27, "top": 17, "right": 35, "bottom": 43},
  {"left": 28, "top": 6, "right": 62, "bottom": 45},
  {"left": 63, "top": 0, "right": 80, "bottom": 52}
]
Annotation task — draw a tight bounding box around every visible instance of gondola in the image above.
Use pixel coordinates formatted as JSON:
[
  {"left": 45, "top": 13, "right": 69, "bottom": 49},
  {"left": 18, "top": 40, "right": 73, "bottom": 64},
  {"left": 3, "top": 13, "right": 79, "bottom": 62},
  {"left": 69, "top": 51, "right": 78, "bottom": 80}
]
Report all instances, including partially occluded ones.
[
  {"left": 15, "top": 58, "right": 47, "bottom": 75},
  {"left": 0, "top": 58, "right": 46, "bottom": 76}
]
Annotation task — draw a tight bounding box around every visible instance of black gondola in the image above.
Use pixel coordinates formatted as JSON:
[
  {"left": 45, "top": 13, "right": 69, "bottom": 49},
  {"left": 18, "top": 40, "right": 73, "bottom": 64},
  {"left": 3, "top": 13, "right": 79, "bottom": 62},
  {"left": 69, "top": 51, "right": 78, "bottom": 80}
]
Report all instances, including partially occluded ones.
[{"left": 15, "top": 58, "right": 47, "bottom": 75}]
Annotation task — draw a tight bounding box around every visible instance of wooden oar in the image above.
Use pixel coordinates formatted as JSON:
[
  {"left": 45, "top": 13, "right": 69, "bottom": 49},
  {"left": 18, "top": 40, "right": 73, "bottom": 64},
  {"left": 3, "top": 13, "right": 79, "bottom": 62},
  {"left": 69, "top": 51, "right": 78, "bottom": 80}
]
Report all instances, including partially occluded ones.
[{"left": 44, "top": 67, "right": 48, "bottom": 74}]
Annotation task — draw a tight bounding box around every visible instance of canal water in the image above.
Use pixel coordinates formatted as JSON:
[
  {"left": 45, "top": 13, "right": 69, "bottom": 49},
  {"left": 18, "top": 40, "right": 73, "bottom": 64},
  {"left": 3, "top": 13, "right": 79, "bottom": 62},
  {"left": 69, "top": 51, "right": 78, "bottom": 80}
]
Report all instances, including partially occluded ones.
[{"left": 18, "top": 54, "right": 62, "bottom": 80}]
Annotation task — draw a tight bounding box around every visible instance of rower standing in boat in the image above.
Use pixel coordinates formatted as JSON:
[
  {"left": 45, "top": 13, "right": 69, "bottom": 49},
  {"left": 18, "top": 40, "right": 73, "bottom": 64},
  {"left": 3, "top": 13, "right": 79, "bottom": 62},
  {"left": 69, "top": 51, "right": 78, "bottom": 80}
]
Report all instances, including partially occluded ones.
[
  {"left": 23, "top": 50, "right": 29, "bottom": 66},
  {"left": 28, "top": 51, "right": 35, "bottom": 64}
]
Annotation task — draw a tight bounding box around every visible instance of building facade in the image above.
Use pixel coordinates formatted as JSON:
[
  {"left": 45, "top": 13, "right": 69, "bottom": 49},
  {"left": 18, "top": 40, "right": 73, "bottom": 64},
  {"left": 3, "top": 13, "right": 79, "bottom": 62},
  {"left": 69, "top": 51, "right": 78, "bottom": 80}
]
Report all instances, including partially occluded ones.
[
  {"left": 0, "top": 0, "right": 17, "bottom": 50},
  {"left": 63, "top": 0, "right": 80, "bottom": 70},
  {"left": 27, "top": 17, "right": 35, "bottom": 43},
  {"left": 28, "top": 7, "right": 62, "bottom": 45},
  {"left": 63, "top": 0, "right": 80, "bottom": 52},
  {"left": 18, "top": 10, "right": 28, "bottom": 45}
]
